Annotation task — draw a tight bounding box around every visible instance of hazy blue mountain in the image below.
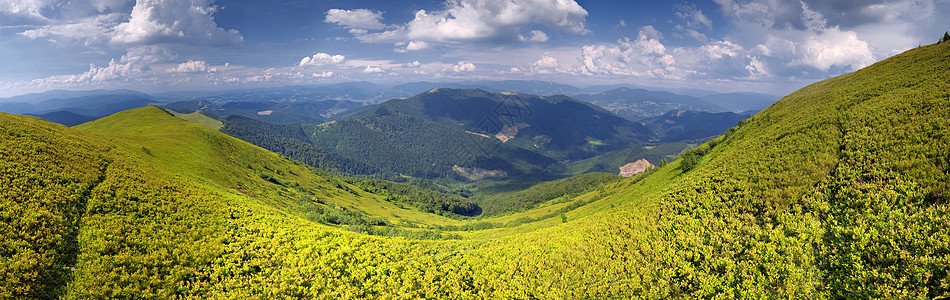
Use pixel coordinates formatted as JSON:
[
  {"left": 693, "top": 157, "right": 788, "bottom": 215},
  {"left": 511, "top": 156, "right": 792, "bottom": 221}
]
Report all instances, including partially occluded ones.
[
  {"left": 161, "top": 99, "right": 362, "bottom": 124},
  {"left": 642, "top": 110, "right": 750, "bottom": 142},
  {"left": 0, "top": 90, "right": 158, "bottom": 125},
  {"left": 698, "top": 92, "right": 778, "bottom": 113},
  {"left": 0, "top": 89, "right": 153, "bottom": 115},
  {"left": 573, "top": 87, "right": 726, "bottom": 121},
  {"left": 26, "top": 110, "right": 94, "bottom": 127}
]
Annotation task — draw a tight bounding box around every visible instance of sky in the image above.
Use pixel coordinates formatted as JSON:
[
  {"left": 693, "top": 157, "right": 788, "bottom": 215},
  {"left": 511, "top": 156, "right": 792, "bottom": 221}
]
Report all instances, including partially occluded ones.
[{"left": 1, "top": 0, "right": 949, "bottom": 97}]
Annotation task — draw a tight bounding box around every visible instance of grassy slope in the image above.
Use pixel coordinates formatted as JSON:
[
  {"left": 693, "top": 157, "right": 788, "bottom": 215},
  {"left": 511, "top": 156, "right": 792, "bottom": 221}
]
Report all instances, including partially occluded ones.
[
  {"left": 164, "top": 109, "right": 223, "bottom": 130},
  {"left": 466, "top": 42, "right": 950, "bottom": 297},
  {"left": 2, "top": 42, "right": 949, "bottom": 298}
]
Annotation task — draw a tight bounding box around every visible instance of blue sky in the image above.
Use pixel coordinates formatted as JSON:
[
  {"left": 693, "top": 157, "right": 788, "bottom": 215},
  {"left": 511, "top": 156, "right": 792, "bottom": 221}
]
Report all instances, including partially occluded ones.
[{"left": 2, "top": 0, "right": 949, "bottom": 97}]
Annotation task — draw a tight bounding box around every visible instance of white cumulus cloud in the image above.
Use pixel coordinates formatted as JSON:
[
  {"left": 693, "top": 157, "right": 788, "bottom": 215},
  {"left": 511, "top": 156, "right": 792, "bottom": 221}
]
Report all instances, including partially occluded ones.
[
  {"left": 407, "top": 0, "right": 587, "bottom": 43},
  {"left": 579, "top": 26, "right": 679, "bottom": 78},
  {"left": 793, "top": 28, "right": 873, "bottom": 71},
  {"left": 325, "top": 8, "right": 385, "bottom": 30},
  {"left": 523, "top": 30, "right": 549, "bottom": 42},
  {"left": 312, "top": 71, "right": 334, "bottom": 78},
  {"left": 362, "top": 66, "right": 385, "bottom": 73},
  {"left": 31, "top": 58, "right": 136, "bottom": 86},
  {"left": 299, "top": 53, "right": 345, "bottom": 67},
  {"left": 18, "top": 13, "right": 126, "bottom": 46},
  {"left": 169, "top": 60, "right": 216, "bottom": 73},
  {"left": 329, "top": 0, "right": 588, "bottom": 47},
  {"left": 406, "top": 40, "right": 429, "bottom": 51},
  {"left": 111, "top": 0, "right": 243, "bottom": 46},
  {"left": 452, "top": 61, "right": 476, "bottom": 72}
]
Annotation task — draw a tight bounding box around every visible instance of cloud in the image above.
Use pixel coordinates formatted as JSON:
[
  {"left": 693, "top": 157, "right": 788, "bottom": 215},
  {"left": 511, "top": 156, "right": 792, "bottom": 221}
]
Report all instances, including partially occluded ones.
[
  {"left": 111, "top": 0, "right": 243, "bottom": 46},
  {"left": 638, "top": 25, "right": 663, "bottom": 40},
  {"left": 329, "top": 0, "right": 588, "bottom": 47},
  {"left": 325, "top": 8, "right": 385, "bottom": 30},
  {"left": 121, "top": 45, "right": 179, "bottom": 67},
  {"left": 713, "top": 0, "right": 879, "bottom": 75},
  {"left": 530, "top": 54, "right": 559, "bottom": 74},
  {"left": 523, "top": 30, "right": 549, "bottom": 42},
  {"left": 362, "top": 66, "right": 385, "bottom": 73},
  {"left": 169, "top": 60, "right": 216, "bottom": 73},
  {"left": 453, "top": 61, "right": 476, "bottom": 72},
  {"left": 299, "top": 53, "right": 345, "bottom": 67},
  {"left": 406, "top": 40, "right": 429, "bottom": 51},
  {"left": 312, "top": 71, "right": 333, "bottom": 78},
  {"left": 31, "top": 58, "right": 136, "bottom": 86},
  {"left": 793, "top": 27, "right": 873, "bottom": 71},
  {"left": 701, "top": 40, "right": 742, "bottom": 59},
  {"left": 801, "top": 0, "right": 933, "bottom": 29},
  {"left": 675, "top": 3, "right": 712, "bottom": 29},
  {"left": 533, "top": 55, "right": 558, "bottom": 68},
  {"left": 579, "top": 26, "right": 676, "bottom": 78},
  {"left": 674, "top": 25, "right": 708, "bottom": 42},
  {"left": 354, "top": 27, "right": 407, "bottom": 43},
  {"left": 0, "top": 0, "right": 52, "bottom": 25},
  {"left": 406, "top": 0, "right": 587, "bottom": 43},
  {"left": 18, "top": 13, "right": 126, "bottom": 46}
]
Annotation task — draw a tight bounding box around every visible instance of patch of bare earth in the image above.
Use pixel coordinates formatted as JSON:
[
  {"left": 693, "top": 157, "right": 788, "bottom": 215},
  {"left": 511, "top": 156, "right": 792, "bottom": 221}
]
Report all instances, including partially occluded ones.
[
  {"left": 495, "top": 122, "right": 530, "bottom": 142},
  {"left": 618, "top": 158, "right": 654, "bottom": 177},
  {"left": 453, "top": 165, "right": 508, "bottom": 180}
]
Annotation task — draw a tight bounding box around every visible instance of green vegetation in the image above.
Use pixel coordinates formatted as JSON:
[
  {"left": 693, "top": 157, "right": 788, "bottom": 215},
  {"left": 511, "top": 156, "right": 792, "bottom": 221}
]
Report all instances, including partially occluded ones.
[
  {"left": 344, "top": 178, "right": 481, "bottom": 217},
  {"left": 163, "top": 109, "right": 223, "bottom": 130},
  {"left": 473, "top": 172, "right": 621, "bottom": 216},
  {"left": 558, "top": 141, "right": 695, "bottom": 175},
  {"left": 642, "top": 110, "right": 749, "bottom": 142},
  {"left": 2, "top": 41, "right": 950, "bottom": 298},
  {"left": 220, "top": 115, "right": 385, "bottom": 176},
  {"left": 304, "top": 112, "right": 554, "bottom": 178}
]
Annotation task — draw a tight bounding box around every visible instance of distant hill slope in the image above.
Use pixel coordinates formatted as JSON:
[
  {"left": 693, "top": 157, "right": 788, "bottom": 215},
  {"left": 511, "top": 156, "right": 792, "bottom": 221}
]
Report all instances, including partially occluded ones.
[
  {"left": 573, "top": 87, "right": 726, "bottom": 120},
  {"left": 161, "top": 99, "right": 363, "bottom": 124},
  {"left": 354, "top": 88, "right": 656, "bottom": 160},
  {"left": 0, "top": 89, "right": 154, "bottom": 115},
  {"left": 698, "top": 91, "right": 778, "bottom": 113},
  {"left": 0, "top": 90, "right": 158, "bottom": 125},
  {"left": 642, "top": 110, "right": 750, "bottom": 142},
  {"left": 219, "top": 115, "right": 385, "bottom": 177}
]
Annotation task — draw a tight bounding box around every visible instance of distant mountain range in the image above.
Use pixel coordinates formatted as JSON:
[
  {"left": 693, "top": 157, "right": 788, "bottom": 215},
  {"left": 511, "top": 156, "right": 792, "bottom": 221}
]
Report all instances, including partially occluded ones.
[
  {"left": 642, "top": 110, "right": 751, "bottom": 142},
  {"left": 0, "top": 81, "right": 778, "bottom": 126},
  {"left": 573, "top": 87, "right": 775, "bottom": 121},
  {"left": 219, "top": 87, "right": 744, "bottom": 184},
  {"left": 0, "top": 89, "right": 158, "bottom": 126}
]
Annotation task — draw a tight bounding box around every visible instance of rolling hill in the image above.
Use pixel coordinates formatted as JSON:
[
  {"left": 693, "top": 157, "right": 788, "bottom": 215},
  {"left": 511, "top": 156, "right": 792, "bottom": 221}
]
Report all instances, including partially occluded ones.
[{"left": 2, "top": 41, "right": 949, "bottom": 298}]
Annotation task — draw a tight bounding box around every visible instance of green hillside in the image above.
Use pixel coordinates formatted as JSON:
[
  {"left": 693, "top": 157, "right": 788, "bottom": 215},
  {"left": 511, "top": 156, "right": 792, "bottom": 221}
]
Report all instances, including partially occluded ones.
[
  {"left": 305, "top": 110, "right": 556, "bottom": 179},
  {"left": 2, "top": 41, "right": 949, "bottom": 298}
]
